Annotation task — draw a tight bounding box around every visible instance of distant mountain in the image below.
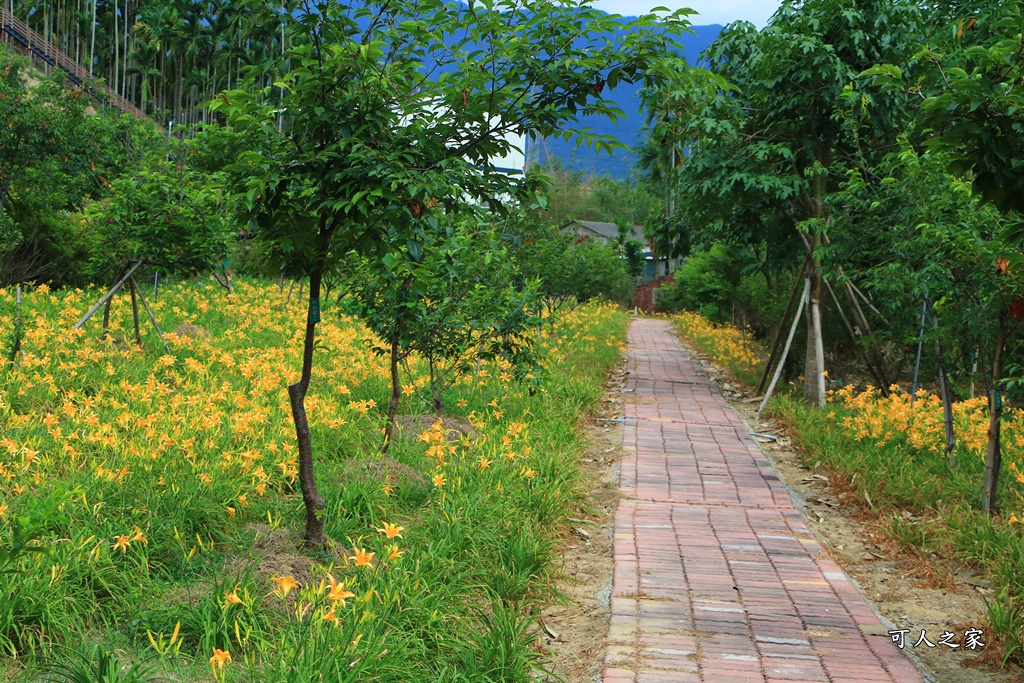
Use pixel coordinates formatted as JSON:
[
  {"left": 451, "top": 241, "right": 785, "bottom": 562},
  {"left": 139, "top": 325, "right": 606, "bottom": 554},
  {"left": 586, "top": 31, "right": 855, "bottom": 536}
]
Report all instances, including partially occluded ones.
[{"left": 534, "top": 23, "right": 722, "bottom": 179}]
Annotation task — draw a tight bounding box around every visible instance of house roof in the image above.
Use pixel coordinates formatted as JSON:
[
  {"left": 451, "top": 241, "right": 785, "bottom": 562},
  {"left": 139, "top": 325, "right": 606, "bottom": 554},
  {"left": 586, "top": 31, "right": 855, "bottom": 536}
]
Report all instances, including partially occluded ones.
[{"left": 563, "top": 220, "right": 647, "bottom": 246}]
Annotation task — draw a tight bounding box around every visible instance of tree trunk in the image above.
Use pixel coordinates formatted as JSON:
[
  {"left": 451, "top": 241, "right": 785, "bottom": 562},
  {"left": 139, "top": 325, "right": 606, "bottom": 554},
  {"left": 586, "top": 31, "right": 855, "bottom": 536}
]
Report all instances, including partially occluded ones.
[
  {"left": 89, "top": 0, "right": 96, "bottom": 76},
  {"left": 289, "top": 268, "right": 326, "bottom": 546},
  {"left": 982, "top": 314, "right": 1007, "bottom": 514},
  {"left": 803, "top": 231, "right": 825, "bottom": 407},
  {"left": 931, "top": 313, "right": 956, "bottom": 468},
  {"left": 383, "top": 275, "right": 415, "bottom": 449},
  {"left": 429, "top": 359, "right": 445, "bottom": 414},
  {"left": 382, "top": 327, "right": 401, "bottom": 453}
]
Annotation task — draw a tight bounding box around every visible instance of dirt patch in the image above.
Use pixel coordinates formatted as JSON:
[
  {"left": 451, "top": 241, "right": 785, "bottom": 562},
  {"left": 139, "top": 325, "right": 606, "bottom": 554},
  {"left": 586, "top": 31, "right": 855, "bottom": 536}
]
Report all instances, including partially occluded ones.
[
  {"left": 171, "top": 322, "right": 210, "bottom": 341},
  {"left": 392, "top": 414, "right": 476, "bottom": 440},
  {"left": 339, "top": 455, "right": 427, "bottom": 488},
  {"left": 240, "top": 523, "right": 318, "bottom": 588},
  {"left": 675, "top": 335, "right": 1022, "bottom": 683},
  {"left": 540, "top": 364, "right": 627, "bottom": 683}
]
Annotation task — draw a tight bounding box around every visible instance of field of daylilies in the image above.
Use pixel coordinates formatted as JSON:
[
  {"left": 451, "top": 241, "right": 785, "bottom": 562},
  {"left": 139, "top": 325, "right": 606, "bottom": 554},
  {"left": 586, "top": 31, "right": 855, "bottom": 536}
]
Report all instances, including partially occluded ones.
[
  {"left": 672, "top": 312, "right": 765, "bottom": 386},
  {"left": 0, "top": 279, "right": 627, "bottom": 681},
  {"left": 672, "top": 313, "right": 1024, "bottom": 663}
]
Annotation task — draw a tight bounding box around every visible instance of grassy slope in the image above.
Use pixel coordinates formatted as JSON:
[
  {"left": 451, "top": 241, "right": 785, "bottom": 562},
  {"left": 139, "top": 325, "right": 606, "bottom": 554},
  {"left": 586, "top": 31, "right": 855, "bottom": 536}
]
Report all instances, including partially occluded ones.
[{"left": 0, "top": 279, "right": 627, "bottom": 681}]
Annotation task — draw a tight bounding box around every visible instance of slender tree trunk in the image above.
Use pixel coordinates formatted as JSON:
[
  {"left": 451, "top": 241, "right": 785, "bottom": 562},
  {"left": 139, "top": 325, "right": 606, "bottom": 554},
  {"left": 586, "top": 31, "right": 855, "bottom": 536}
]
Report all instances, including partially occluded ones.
[
  {"left": 383, "top": 275, "right": 415, "bottom": 450},
  {"left": 289, "top": 267, "right": 326, "bottom": 546},
  {"left": 89, "top": 0, "right": 95, "bottom": 76},
  {"left": 121, "top": 0, "right": 128, "bottom": 98},
  {"left": 930, "top": 313, "right": 956, "bottom": 467},
  {"left": 112, "top": 0, "right": 118, "bottom": 95},
  {"left": 982, "top": 314, "right": 1007, "bottom": 514},
  {"left": 432, "top": 365, "right": 444, "bottom": 414},
  {"left": 803, "top": 230, "right": 825, "bottom": 407},
  {"left": 383, "top": 327, "right": 401, "bottom": 453}
]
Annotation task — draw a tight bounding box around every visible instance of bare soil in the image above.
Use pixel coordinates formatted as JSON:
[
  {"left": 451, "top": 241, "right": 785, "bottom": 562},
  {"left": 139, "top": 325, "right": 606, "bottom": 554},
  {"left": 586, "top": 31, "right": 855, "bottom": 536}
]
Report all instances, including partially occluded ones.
[
  {"left": 676, "top": 336, "right": 1023, "bottom": 683},
  {"left": 540, "top": 364, "right": 627, "bottom": 683}
]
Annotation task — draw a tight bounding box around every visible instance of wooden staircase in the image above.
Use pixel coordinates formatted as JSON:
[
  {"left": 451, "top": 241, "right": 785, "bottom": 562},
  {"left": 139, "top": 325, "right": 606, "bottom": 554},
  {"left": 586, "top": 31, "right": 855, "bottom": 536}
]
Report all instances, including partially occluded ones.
[{"left": 0, "top": 8, "right": 154, "bottom": 124}]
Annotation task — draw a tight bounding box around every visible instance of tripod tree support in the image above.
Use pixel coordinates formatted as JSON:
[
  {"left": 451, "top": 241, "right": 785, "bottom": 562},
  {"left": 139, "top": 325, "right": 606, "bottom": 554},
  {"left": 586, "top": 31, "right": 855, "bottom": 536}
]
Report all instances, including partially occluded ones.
[
  {"left": 130, "top": 275, "right": 171, "bottom": 356},
  {"left": 757, "top": 252, "right": 811, "bottom": 395},
  {"left": 74, "top": 260, "right": 144, "bottom": 330},
  {"left": 757, "top": 279, "right": 811, "bottom": 422}
]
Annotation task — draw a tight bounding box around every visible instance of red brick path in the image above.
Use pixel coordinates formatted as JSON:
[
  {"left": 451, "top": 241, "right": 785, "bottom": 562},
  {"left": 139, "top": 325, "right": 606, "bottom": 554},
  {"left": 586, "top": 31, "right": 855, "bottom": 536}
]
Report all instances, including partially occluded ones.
[{"left": 603, "top": 319, "right": 924, "bottom": 683}]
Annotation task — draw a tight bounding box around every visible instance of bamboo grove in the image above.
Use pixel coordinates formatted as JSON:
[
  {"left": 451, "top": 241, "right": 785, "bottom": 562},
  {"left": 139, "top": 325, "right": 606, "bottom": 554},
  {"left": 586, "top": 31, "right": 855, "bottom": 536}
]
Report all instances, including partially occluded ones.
[{"left": 5, "top": 0, "right": 294, "bottom": 125}]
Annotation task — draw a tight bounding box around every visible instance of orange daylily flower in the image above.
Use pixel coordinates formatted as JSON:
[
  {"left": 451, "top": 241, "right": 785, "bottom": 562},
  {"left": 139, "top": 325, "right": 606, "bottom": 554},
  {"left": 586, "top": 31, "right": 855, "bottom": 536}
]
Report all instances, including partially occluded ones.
[
  {"left": 210, "top": 648, "right": 231, "bottom": 671},
  {"left": 270, "top": 574, "right": 299, "bottom": 597},
  {"left": 326, "top": 573, "right": 356, "bottom": 603},
  {"left": 321, "top": 604, "right": 340, "bottom": 625},
  {"left": 112, "top": 535, "right": 131, "bottom": 553},
  {"left": 378, "top": 522, "right": 404, "bottom": 539},
  {"left": 352, "top": 547, "right": 375, "bottom": 568},
  {"left": 224, "top": 586, "right": 243, "bottom": 606},
  {"left": 432, "top": 473, "right": 445, "bottom": 487}
]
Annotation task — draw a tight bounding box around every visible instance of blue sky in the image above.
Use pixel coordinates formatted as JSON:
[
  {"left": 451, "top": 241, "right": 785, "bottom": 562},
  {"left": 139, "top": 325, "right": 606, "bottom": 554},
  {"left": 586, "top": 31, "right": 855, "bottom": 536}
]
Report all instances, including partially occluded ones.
[{"left": 591, "top": 0, "right": 781, "bottom": 28}]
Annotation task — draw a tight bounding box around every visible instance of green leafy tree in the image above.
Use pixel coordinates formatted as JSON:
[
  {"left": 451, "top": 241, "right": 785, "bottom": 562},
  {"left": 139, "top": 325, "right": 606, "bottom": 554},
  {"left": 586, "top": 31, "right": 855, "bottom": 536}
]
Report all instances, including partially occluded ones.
[
  {"left": 86, "top": 143, "right": 238, "bottom": 285},
  {"left": 212, "top": 0, "right": 692, "bottom": 544},
  {"left": 510, "top": 218, "right": 635, "bottom": 310},
  {"left": 865, "top": 2, "right": 1024, "bottom": 222},
  {"left": 346, "top": 218, "right": 542, "bottom": 444},
  {"left": 827, "top": 141, "right": 1024, "bottom": 512},
  {"left": 0, "top": 47, "right": 163, "bottom": 287},
  {"left": 641, "top": 0, "right": 923, "bottom": 406}
]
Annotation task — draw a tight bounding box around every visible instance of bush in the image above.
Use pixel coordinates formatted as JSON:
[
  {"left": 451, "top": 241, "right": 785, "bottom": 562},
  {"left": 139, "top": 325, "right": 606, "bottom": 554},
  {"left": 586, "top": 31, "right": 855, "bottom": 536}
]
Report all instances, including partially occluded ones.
[
  {"left": 658, "top": 245, "right": 794, "bottom": 339},
  {"left": 511, "top": 218, "right": 635, "bottom": 308}
]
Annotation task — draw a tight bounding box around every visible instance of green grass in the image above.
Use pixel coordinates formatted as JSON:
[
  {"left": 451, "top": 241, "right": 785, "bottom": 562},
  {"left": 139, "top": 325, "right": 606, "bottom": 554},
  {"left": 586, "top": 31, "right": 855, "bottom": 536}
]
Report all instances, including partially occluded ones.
[{"left": 0, "top": 279, "right": 628, "bottom": 681}]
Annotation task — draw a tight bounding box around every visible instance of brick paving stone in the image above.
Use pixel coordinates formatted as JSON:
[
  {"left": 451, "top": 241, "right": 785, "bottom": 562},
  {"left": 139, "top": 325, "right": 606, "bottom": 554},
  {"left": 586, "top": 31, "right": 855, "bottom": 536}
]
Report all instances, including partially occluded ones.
[{"left": 603, "top": 319, "right": 924, "bottom": 683}]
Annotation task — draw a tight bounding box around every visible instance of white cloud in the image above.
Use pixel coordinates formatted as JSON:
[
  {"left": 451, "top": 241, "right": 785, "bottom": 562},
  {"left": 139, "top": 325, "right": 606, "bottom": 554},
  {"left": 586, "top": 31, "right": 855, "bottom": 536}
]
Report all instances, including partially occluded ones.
[{"left": 591, "top": 0, "right": 781, "bottom": 28}]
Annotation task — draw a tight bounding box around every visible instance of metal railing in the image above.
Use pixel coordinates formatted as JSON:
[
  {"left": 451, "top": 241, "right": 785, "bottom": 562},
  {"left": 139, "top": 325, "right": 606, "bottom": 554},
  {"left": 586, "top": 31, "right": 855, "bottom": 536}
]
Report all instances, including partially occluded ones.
[{"left": 1, "top": 8, "right": 154, "bottom": 124}]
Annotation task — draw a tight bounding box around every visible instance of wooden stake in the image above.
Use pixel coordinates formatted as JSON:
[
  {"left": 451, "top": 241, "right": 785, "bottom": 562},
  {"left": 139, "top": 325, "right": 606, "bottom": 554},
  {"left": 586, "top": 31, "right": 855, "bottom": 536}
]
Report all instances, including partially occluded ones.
[
  {"left": 909, "top": 300, "right": 928, "bottom": 411},
  {"left": 970, "top": 349, "right": 978, "bottom": 399},
  {"left": 848, "top": 280, "right": 892, "bottom": 328},
  {"left": 757, "top": 253, "right": 810, "bottom": 395},
  {"left": 823, "top": 277, "right": 887, "bottom": 392},
  {"left": 130, "top": 275, "right": 170, "bottom": 355},
  {"left": 11, "top": 284, "right": 22, "bottom": 360},
  {"left": 129, "top": 277, "right": 142, "bottom": 346},
  {"left": 935, "top": 339, "right": 956, "bottom": 469},
  {"left": 75, "top": 260, "right": 144, "bottom": 330},
  {"left": 757, "top": 279, "right": 810, "bottom": 422},
  {"left": 811, "top": 288, "right": 827, "bottom": 409}
]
